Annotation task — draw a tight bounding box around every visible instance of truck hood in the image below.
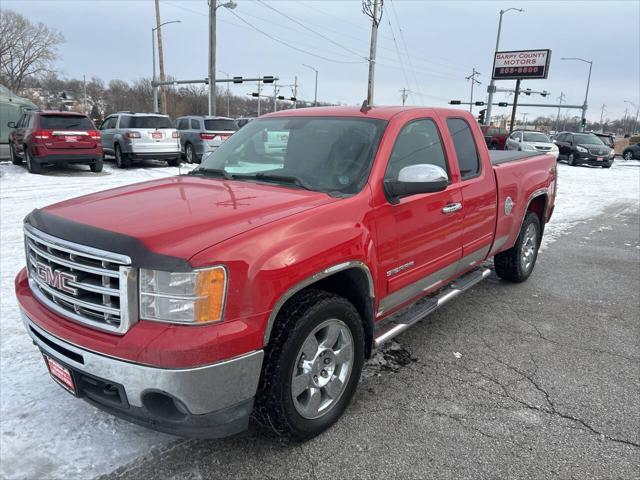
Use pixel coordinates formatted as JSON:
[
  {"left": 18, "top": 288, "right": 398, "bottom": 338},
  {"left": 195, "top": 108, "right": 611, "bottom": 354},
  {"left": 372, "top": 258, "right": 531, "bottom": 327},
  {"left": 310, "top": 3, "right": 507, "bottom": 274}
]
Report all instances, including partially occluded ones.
[{"left": 35, "top": 176, "right": 336, "bottom": 263}]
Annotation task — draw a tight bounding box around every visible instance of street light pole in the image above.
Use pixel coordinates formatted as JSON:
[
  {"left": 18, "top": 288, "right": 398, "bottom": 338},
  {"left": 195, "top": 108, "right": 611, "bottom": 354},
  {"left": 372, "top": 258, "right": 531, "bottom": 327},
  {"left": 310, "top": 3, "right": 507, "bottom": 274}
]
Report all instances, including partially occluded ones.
[
  {"left": 209, "top": 1, "right": 237, "bottom": 116},
  {"left": 303, "top": 64, "right": 318, "bottom": 107},
  {"left": 151, "top": 20, "right": 180, "bottom": 112},
  {"left": 561, "top": 57, "right": 593, "bottom": 132},
  {"left": 485, "top": 7, "right": 523, "bottom": 126},
  {"left": 625, "top": 100, "right": 639, "bottom": 135}
]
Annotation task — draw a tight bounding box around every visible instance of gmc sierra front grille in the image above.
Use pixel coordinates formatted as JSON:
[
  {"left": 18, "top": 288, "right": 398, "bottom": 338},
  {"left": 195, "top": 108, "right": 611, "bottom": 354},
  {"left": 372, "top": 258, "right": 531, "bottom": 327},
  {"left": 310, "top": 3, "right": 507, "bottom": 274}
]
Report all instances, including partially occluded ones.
[{"left": 24, "top": 224, "right": 138, "bottom": 334}]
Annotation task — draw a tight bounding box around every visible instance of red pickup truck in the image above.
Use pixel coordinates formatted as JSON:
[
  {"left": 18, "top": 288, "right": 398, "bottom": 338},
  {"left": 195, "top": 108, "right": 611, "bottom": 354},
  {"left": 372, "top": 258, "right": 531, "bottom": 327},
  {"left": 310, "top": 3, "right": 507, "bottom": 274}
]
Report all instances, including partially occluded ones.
[{"left": 16, "top": 106, "right": 556, "bottom": 440}]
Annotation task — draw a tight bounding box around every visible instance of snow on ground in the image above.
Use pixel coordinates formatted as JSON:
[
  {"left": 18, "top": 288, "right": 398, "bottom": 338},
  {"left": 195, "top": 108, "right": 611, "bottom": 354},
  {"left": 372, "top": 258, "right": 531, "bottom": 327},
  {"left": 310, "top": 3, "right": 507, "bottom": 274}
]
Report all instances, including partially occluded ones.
[{"left": 1, "top": 159, "right": 639, "bottom": 479}]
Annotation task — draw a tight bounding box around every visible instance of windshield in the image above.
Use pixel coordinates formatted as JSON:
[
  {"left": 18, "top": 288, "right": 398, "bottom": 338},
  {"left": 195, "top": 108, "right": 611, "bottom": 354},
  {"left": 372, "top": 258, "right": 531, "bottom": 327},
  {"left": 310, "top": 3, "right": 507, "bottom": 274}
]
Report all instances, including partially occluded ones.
[
  {"left": 523, "top": 132, "right": 551, "bottom": 143},
  {"left": 574, "top": 134, "right": 605, "bottom": 145},
  {"left": 121, "top": 116, "right": 173, "bottom": 129},
  {"left": 195, "top": 116, "right": 387, "bottom": 195},
  {"left": 205, "top": 119, "right": 237, "bottom": 131},
  {"left": 40, "top": 115, "right": 93, "bottom": 130}
]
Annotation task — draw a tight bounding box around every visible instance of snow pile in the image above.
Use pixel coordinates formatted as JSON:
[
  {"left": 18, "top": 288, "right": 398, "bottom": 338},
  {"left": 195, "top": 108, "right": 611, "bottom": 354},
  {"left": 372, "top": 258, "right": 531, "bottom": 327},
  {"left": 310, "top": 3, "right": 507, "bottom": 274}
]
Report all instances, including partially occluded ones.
[{"left": 1, "top": 159, "right": 639, "bottom": 479}]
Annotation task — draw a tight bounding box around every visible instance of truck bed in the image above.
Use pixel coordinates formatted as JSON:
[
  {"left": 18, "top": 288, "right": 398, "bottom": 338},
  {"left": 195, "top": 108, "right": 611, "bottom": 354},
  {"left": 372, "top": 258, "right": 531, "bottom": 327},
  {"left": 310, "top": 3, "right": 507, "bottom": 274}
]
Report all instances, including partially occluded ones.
[{"left": 490, "top": 150, "right": 542, "bottom": 165}]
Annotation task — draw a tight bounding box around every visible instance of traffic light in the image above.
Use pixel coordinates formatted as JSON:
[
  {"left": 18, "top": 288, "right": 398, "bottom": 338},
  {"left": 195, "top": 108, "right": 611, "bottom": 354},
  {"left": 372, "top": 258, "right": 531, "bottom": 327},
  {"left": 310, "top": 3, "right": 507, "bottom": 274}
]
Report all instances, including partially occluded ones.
[
  {"left": 262, "top": 76, "right": 275, "bottom": 84},
  {"left": 290, "top": 97, "right": 297, "bottom": 102},
  {"left": 277, "top": 95, "right": 285, "bottom": 100},
  {"left": 233, "top": 77, "right": 243, "bottom": 84},
  {"left": 449, "top": 100, "right": 462, "bottom": 105},
  {"left": 477, "top": 109, "right": 486, "bottom": 124},
  {"left": 498, "top": 102, "right": 509, "bottom": 107},
  {"left": 541, "top": 90, "right": 549, "bottom": 97},
  {"left": 581, "top": 118, "right": 587, "bottom": 128},
  {"left": 251, "top": 93, "right": 259, "bottom": 97},
  {"left": 474, "top": 101, "right": 485, "bottom": 106},
  {"left": 524, "top": 88, "right": 532, "bottom": 96}
]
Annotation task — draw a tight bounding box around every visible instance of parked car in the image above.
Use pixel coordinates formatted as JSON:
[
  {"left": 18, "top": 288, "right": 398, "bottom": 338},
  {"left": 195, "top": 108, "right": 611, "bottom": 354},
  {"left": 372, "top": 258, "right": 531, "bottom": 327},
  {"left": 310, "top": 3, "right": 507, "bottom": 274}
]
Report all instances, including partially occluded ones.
[
  {"left": 622, "top": 142, "right": 640, "bottom": 160},
  {"left": 236, "top": 117, "right": 255, "bottom": 128},
  {"left": 505, "top": 130, "right": 559, "bottom": 159},
  {"left": 7, "top": 110, "right": 103, "bottom": 174},
  {"left": 99, "top": 112, "right": 181, "bottom": 168},
  {"left": 176, "top": 115, "right": 238, "bottom": 163},
  {"left": 554, "top": 132, "right": 614, "bottom": 168},
  {"left": 1, "top": 84, "right": 37, "bottom": 146},
  {"left": 16, "top": 106, "right": 557, "bottom": 440},
  {"left": 480, "top": 125, "right": 509, "bottom": 150}
]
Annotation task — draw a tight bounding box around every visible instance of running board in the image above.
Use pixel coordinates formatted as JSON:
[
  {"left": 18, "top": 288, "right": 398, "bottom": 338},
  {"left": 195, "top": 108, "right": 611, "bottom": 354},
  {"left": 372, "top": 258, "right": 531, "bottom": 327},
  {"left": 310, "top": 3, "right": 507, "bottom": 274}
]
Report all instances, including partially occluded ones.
[{"left": 373, "top": 268, "right": 491, "bottom": 348}]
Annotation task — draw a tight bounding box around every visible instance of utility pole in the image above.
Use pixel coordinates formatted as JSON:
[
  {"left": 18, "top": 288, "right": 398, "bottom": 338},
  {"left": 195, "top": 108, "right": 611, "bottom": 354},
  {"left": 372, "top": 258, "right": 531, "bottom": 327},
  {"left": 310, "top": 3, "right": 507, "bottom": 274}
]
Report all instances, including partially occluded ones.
[
  {"left": 83, "top": 75, "right": 87, "bottom": 114},
  {"left": 257, "top": 79, "right": 262, "bottom": 116},
  {"left": 599, "top": 103, "right": 606, "bottom": 128},
  {"left": 509, "top": 78, "right": 521, "bottom": 134},
  {"left": 273, "top": 82, "right": 278, "bottom": 112},
  {"left": 154, "top": 0, "right": 167, "bottom": 113},
  {"left": 555, "top": 91, "right": 564, "bottom": 131},
  {"left": 400, "top": 88, "right": 409, "bottom": 106},
  {"left": 293, "top": 76, "right": 298, "bottom": 109},
  {"left": 208, "top": 1, "right": 216, "bottom": 116},
  {"left": 465, "top": 68, "right": 481, "bottom": 114},
  {"left": 363, "top": 0, "right": 383, "bottom": 105},
  {"left": 303, "top": 64, "right": 318, "bottom": 107}
]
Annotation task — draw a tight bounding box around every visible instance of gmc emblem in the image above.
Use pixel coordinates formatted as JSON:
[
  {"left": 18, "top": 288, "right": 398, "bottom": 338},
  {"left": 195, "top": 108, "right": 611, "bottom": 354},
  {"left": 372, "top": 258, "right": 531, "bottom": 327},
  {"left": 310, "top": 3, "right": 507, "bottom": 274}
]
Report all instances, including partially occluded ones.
[{"left": 35, "top": 261, "right": 78, "bottom": 295}]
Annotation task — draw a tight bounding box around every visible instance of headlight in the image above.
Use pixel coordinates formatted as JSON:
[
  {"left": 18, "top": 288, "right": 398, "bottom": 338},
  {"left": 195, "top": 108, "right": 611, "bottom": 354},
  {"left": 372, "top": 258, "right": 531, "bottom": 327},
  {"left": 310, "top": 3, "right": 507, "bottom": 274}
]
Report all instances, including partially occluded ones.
[
  {"left": 521, "top": 142, "right": 536, "bottom": 151},
  {"left": 609, "top": 149, "right": 616, "bottom": 158},
  {"left": 551, "top": 144, "right": 559, "bottom": 151},
  {"left": 576, "top": 146, "right": 588, "bottom": 153},
  {"left": 139, "top": 266, "right": 227, "bottom": 324}
]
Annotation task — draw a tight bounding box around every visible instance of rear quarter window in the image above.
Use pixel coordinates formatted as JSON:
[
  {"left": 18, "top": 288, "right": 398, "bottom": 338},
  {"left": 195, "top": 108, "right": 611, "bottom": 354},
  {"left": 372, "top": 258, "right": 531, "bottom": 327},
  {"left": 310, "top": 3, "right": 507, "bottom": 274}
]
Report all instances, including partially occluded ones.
[
  {"left": 446, "top": 118, "right": 481, "bottom": 180},
  {"left": 40, "top": 115, "right": 93, "bottom": 130}
]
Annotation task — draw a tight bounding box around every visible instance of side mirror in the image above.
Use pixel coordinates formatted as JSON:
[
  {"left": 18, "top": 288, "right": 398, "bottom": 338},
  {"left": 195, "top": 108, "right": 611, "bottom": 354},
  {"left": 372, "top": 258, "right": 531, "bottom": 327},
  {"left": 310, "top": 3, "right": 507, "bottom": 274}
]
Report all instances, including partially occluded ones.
[
  {"left": 384, "top": 164, "right": 448, "bottom": 204},
  {"left": 7, "top": 121, "right": 16, "bottom": 128}
]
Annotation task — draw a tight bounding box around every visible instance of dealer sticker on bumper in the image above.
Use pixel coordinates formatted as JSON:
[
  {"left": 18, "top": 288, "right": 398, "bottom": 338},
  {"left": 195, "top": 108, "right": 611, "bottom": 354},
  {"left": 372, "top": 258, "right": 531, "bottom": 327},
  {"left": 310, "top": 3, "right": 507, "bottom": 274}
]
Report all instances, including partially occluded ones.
[{"left": 44, "top": 354, "right": 77, "bottom": 395}]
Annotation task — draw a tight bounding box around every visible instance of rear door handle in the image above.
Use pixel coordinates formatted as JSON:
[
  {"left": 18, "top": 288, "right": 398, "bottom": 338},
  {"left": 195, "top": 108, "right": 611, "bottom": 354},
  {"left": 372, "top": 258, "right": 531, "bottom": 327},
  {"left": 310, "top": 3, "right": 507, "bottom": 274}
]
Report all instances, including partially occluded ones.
[{"left": 442, "top": 203, "right": 462, "bottom": 214}]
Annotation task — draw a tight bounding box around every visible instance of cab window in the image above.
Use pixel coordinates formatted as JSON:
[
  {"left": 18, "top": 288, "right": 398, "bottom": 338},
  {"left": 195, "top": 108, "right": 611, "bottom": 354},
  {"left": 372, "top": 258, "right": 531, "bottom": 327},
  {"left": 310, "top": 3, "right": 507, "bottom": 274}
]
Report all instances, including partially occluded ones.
[
  {"left": 446, "top": 118, "right": 481, "bottom": 180},
  {"left": 385, "top": 119, "right": 448, "bottom": 180}
]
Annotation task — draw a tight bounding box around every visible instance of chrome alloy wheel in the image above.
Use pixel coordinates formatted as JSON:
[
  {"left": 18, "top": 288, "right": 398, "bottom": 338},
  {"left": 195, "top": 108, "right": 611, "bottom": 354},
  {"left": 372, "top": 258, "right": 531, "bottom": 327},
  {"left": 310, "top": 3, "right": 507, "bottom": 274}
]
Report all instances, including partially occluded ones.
[
  {"left": 521, "top": 223, "right": 538, "bottom": 272},
  {"left": 291, "top": 318, "right": 354, "bottom": 419}
]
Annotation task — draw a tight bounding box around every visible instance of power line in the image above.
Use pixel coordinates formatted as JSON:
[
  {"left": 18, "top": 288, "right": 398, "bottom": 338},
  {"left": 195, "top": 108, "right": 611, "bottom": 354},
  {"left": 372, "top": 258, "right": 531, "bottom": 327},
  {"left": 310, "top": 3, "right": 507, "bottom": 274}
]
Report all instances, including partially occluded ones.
[
  {"left": 389, "top": 0, "right": 423, "bottom": 103},
  {"left": 385, "top": 14, "right": 411, "bottom": 104},
  {"left": 256, "top": 0, "right": 367, "bottom": 61}
]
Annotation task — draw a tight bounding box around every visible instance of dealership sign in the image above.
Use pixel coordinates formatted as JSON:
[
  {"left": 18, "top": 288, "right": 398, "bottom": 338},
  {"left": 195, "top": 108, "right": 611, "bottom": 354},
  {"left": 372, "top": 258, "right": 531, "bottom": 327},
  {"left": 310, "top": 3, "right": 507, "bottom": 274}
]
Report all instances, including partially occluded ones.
[{"left": 492, "top": 49, "right": 551, "bottom": 80}]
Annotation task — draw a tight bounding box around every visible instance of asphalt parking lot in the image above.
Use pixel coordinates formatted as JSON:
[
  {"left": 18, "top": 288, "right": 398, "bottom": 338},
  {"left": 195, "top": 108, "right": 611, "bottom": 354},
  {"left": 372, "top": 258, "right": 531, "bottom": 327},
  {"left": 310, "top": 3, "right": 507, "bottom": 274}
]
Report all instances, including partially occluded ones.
[{"left": 100, "top": 202, "right": 639, "bottom": 480}]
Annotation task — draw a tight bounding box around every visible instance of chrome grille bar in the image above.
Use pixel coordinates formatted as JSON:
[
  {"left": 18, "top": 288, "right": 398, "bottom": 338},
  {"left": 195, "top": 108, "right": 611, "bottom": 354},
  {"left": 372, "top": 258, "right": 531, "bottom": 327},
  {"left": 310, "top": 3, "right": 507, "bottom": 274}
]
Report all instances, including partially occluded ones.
[{"left": 24, "top": 224, "right": 137, "bottom": 335}]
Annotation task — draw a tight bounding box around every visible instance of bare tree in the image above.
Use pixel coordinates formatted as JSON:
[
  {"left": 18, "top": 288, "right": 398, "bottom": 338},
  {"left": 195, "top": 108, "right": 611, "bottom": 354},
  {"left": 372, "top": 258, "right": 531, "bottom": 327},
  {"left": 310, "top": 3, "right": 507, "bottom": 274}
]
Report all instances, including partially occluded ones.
[{"left": 0, "top": 9, "right": 64, "bottom": 93}]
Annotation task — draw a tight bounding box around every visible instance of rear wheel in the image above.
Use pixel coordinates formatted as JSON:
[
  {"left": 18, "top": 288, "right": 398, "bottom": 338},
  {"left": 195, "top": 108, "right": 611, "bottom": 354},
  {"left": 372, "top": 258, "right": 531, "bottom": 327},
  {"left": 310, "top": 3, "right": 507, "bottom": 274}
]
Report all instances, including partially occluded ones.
[
  {"left": 90, "top": 157, "right": 103, "bottom": 173},
  {"left": 114, "top": 144, "right": 130, "bottom": 168},
  {"left": 489, "top": 141, "right": 499, "bottom": 150},
  {"left": 9, "top": 144, "right": 22, "bottom": 165},
  {"left": 623, "top": 150, "right": 634, "bottom": 160},
  {"left": 184, "top": 143, "right": 195, "bottom": 163},
  {"left": 254, "top": 289, "right": 364, "bottom": 440},
  {"left": 25, "top": 149, "right": 41, "bottom": 174},
  {"left": 167, "top": 157, "right": 180, "bottom": 167},
  {"left": 494, "top": 212, "right": 541, "bottom": 283}
]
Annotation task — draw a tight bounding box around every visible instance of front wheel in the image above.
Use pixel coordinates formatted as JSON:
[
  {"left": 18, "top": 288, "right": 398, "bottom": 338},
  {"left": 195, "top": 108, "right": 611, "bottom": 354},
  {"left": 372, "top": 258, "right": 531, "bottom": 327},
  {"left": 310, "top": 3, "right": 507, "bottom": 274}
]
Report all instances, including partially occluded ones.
[
  {"left": 10, "top": 144, "right": 22, "bottom": 165},
  {"left": 494, "top": 212, "right": 541, "bottom": 283},
  {"left": 568, "top": 153, "right": 577, "bottom": 166},
  {"left": 623, "top": 150, "right": 634, "bottom": 160},
  {"left": 254, "top": 290, "right": 364, "bottom": 440}
]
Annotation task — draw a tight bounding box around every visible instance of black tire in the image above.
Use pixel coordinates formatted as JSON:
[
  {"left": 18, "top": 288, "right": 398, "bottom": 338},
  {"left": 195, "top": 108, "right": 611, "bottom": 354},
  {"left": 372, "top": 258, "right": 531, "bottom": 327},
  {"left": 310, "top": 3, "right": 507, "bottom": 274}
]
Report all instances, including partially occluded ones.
[
  {"left": 489, "top": 142, "right": 499, "bottom": 151},
  {"left": 602, "top": 163, "right": 612, "bottom": 169},
  {"left": 494, "top": 212, "right": 541, "bottom": 283},
  {"left": 167, "top": 157, "right": 180, "bottom": 167},
  {"left": 623, "top": 150, "right": 634, "bottom": 161},
  {"left": 184, "top": 143, "right": 196, "bottom": 163},
  {"left": 568, "top": 153, "right": 577, "bottom": 166},
  {"left": 90, "top": 157, "right": 103, "bottom": 172},
  {"left": 9, "top": 144, "right": 22, "bottom": 165},
  {"left": 254, "top": 289, "right": 365, "bottom": 441},
  {"left": 25, "top": 148, "right": 41, "bottom": 174},
  {"left": 114, "top": 144, "right": 130, "bottom": 168}
]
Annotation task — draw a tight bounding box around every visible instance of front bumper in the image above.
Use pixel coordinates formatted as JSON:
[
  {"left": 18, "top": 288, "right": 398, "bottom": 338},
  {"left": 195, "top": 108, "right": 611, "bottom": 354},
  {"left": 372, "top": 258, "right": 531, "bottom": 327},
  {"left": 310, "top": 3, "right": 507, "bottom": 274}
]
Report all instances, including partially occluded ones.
[
  {"left": 575, "top": 154, "right": 613, "bottom": 166},
  {"left": 23, "top": 313, "right": 264, "bottom": 438}
]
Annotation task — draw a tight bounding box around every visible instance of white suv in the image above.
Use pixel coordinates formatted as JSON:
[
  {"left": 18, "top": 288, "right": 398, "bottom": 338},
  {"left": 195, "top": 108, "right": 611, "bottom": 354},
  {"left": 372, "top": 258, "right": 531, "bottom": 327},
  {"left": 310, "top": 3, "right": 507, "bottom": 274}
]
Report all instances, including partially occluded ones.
[{"left": 99, "top": 112, "right": 181, "bottom": 168}]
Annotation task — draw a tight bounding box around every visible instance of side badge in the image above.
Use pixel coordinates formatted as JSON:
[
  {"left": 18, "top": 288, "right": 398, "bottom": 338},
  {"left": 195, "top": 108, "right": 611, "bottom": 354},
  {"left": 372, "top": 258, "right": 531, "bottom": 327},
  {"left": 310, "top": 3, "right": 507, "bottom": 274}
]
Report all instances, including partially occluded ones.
[{"left": 504, "top": 197, "right": 514, "bottom": 215}]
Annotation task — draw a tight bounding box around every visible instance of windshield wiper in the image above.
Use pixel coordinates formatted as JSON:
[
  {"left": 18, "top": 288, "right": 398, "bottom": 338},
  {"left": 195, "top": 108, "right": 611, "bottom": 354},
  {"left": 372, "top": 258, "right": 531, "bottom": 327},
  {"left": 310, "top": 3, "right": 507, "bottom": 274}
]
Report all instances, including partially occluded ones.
[
  {"left": 253, "top": 172, "right": 315, "bottom": 191},
  {"left": 188, "top": 167, "right": 233, "bottom": 180}
]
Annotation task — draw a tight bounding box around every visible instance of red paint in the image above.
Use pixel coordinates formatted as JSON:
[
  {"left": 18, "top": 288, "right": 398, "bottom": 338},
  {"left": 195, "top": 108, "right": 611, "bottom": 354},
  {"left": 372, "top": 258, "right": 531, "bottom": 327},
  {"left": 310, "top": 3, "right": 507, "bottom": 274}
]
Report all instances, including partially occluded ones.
[{"left": 16, "top": 106, "right": 556, "bottom": 369}]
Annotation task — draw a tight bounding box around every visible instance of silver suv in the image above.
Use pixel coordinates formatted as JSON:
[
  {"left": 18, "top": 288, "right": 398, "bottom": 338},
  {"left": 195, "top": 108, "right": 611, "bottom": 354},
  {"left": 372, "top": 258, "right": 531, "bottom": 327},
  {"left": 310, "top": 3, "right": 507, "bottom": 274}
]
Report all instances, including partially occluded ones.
[
  {"left": 99, "top": 112, "right": 181, "bottom": 168},
  {"left": 175, "top": 115, "right": 238, "bottom": 163}
]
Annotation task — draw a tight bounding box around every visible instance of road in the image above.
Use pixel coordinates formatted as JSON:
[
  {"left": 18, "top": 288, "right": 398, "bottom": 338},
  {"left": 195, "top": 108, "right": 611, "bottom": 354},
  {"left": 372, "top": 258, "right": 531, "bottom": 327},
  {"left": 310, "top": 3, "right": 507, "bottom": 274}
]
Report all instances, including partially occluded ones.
[{"left": 103, "top": 203, "right": 640, "bottom": 480}]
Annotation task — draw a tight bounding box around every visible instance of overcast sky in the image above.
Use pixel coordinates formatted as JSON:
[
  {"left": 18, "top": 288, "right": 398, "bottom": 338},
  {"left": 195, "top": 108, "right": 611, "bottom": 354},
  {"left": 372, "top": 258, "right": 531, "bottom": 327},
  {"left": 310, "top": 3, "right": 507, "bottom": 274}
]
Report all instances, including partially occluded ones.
[{"left": 6, "top": 0, "right": 640, "bottom": 121}]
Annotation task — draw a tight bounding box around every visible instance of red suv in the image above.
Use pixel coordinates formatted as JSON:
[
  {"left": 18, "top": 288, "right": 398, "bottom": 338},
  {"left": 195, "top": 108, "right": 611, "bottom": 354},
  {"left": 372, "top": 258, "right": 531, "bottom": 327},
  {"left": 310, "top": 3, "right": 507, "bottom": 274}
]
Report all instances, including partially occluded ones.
[{"left": 8, "top": 111, "right": 103, "bottom": 173}]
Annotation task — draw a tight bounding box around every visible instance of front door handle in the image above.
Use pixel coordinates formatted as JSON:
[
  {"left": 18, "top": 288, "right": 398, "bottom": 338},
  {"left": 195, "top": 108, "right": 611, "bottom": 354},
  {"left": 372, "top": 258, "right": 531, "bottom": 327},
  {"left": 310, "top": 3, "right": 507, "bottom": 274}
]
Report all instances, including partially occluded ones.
[{"left": 442, "top": 203, "right": 462, "bottom": 214}]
